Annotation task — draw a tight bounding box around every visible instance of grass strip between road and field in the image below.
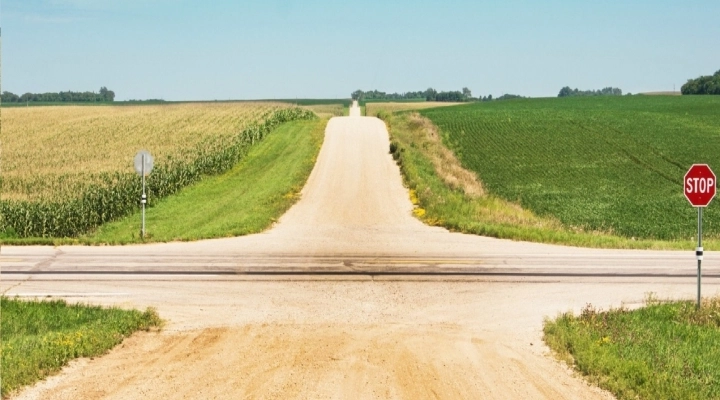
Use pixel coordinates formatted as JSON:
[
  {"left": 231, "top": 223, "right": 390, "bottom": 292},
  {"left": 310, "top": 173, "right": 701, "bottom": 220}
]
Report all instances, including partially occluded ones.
[
  {"left": 543, "top": 296, "right": 720, "bottom": 400},
  {"left": 382, "top": 111, "right": 707, "bottom": 249},
  {"left": 85, "top": 118, "right": 326, "bottom": 244},
  {"left": 0, "top": 297, "right": 162, "bottom": 396}
]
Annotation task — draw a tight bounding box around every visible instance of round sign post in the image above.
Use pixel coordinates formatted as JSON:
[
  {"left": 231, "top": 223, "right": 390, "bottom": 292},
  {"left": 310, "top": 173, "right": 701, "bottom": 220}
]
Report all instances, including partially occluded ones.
[
  {"left": 684, "top": 164, "right": 716, "bottom": 308},
  {"left": 134, "top": 151, "right": 154, "bottom": 238}
]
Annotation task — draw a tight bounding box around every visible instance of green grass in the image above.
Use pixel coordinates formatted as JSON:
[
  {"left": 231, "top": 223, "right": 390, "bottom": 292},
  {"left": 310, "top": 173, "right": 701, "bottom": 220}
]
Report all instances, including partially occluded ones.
[
  {"left": 1, "top": 297, "right": 161, "bottom": 396},
  {"left": 419, "top": 96, "right": 720, "bottom": 241},
  {"left": 543, "top": 296, "right": 720, "bottom": 399},
  {"left": 83, "top": 118, "right": 325, "bottom": 243}
]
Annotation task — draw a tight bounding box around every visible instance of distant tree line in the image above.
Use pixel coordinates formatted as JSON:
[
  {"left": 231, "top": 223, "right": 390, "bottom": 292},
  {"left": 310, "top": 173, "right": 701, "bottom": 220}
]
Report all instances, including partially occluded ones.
[
  {"left": 352, "top": 87, "right": 475, "bottom": 102},
  {"left": 424, "top": 87, "right": 474, "bottom": 102},
  {"left": 681, "top": 70, "right": 720, "bottom": 95},
  {"left": 495, "top": 94, "right": 524, "bottom": 100},
  {"left": 352, "top": 89, "right": 423, "bottom": 101},
  {"left": 124, "top": 99, "right": 166, "bottom": 103},
  {"left": 350, "top": 88, "right": 527, "bottom": 103},
  {"left": 1, "top": 87, "right": 115, "bottom": 103},
  {"left": 558, "top": 86, "right": 622, "bottom": 97}
]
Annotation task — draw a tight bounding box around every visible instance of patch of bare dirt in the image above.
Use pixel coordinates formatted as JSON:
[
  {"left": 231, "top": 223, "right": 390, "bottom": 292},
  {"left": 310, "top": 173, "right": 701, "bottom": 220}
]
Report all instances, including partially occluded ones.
[{"left": 17, "top": 324, "right": 611, "bottom": 400}]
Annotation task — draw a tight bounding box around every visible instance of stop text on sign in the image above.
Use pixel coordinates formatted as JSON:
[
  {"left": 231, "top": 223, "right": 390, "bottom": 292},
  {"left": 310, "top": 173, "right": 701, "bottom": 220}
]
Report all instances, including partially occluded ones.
[
  {"left": 684, "top": 164, "right": 716, "bottom": 207},
  {"left": 686, "top": 177, "right": 715, "bottom": 194}
]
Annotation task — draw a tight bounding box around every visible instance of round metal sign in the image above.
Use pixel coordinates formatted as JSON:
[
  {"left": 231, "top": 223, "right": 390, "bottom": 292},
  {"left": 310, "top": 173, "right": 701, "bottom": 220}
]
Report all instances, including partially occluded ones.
[{"left": 134, "top": 150, "right": 154, "bottom": 176}]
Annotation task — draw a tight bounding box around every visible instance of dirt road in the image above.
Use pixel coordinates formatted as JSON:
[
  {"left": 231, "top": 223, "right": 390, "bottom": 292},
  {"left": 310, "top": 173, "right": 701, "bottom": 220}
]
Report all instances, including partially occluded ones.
[{"left": 3, "top": 103, "right": 718, "bottom": 399}]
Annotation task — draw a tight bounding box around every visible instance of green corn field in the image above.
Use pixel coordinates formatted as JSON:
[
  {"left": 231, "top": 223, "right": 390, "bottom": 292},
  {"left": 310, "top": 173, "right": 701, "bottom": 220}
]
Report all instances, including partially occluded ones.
[{"left": 420, "top": 95, "right": 720, "bottom": 240}]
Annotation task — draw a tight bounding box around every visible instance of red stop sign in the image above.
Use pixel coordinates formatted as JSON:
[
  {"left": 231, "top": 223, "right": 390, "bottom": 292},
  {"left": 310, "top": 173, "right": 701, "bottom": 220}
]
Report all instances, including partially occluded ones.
[{"left": 684, "top": 164, "right": 716, "bottom": 207}]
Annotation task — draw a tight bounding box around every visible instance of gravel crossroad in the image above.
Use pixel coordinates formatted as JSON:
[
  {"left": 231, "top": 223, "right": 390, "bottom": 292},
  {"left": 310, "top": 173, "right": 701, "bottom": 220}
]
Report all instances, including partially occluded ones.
[{"left": 3, "top": 102, "right": 718, "bottom": 399}]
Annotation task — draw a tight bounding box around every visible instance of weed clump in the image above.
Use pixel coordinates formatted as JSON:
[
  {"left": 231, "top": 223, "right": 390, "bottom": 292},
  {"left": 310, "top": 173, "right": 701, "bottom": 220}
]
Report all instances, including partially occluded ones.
[{"left": 544, "top": 296, "right": 720, "bottom": 399}]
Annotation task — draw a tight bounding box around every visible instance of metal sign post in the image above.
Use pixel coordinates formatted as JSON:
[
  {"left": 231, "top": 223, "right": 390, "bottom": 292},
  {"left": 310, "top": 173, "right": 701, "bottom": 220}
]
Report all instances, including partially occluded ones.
[
  {"left": 697, "top": 207, "right": 702, "bottom": 308},
  {"left": 134, "top": 150, "right": 154, "bottom": 239},
  {"left": 684, "top": 164, "right": 716, "bottom": 309},
  {"left": 142, "top": 154, "right": 146, "bottom": 238}
]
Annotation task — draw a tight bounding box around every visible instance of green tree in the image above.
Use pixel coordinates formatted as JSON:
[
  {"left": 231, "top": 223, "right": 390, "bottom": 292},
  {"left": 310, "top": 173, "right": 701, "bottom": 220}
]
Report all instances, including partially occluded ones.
[
  {"left": 99, "top": 87, "right": 115, "bottom": 101},
  {"left": 558, "top": 86, "right": 572, "bottom": 97},
  {"left": 681, "top": 70, "right": 720, "bottom": 95},
  {"left": 557, "top": 86, "right": 622, "bottom": 97},
  {"left": 425, "top": 88, "right": 437, "bottom": 101}
]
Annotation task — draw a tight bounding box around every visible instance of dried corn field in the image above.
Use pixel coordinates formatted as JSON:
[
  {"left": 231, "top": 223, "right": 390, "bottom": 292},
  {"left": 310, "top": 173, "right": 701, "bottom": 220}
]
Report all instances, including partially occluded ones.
[
  {"left": 3, "top": 103, "right": 291, "bottom": 201},
  {"left": 1, "top": 103, "right": 316, "bottom": 237}
]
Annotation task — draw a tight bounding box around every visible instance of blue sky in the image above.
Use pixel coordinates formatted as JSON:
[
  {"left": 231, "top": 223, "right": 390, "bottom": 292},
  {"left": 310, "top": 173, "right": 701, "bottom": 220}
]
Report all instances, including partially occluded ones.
[{"left": 2, "top": 0, "right": 719, "bottom": 100}]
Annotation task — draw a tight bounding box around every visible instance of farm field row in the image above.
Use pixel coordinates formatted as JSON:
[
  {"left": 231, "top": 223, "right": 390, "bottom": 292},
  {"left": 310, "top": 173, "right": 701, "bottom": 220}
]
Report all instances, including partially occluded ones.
[
  {"left": 1, "top": 103, "right": 315, "bottom": 238},
  {"left": 420, "top": 96, "right": 720, "bottom": 240},
  {"left": 3, "top": 102, "right": 292, "bottom": 201}
]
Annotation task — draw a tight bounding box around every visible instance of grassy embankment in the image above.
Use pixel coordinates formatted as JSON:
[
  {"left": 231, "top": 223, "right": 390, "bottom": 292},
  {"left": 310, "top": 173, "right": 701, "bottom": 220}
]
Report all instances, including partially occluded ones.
[
  {"left": 544, "top": 296, "right": 720, "bottom": 399},
  {"left": 382, "top": 95, "right": 720, "bottom": 249},
  {"left": 1, "top": 297, "right": 162, "bottom": 396},
  {"left": 89, "top": 118, "right": 325, "bottom": 243}
]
